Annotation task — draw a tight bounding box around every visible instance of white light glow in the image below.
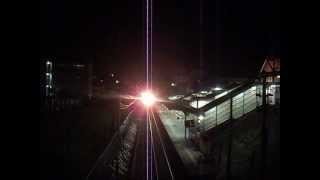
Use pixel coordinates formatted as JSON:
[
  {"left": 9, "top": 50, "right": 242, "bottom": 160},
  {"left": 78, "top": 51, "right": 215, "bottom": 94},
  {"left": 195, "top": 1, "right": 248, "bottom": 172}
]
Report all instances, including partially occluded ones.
[
  {"left": 198, "top": 115, "right": 204, "bottom": 120},
  {"left": 140, "top": 91, "right": 156, "bottom": 107},
  {"left": 270, "top": 85, "right": 280, "bottom": 88},
  {"left": 168, "top": 95, "right": 184, "bottom": 100},
  {"left": 215, "top": 91, "right": 228, "bottom": 99},
  {"left": 213, "top": 87, "right": 223, "bottom": 91},
  {"left": 190, "top": 100, "right": 211, "bottom": 108},
  {"left": 277, "top": 75, "right": 280, "bottom": 78},
  {"left": 171, "top": 82, "right": 176, "bottom": 87},
  {"left": 115, "top": 80, "right": 120, "bottom": 84}
]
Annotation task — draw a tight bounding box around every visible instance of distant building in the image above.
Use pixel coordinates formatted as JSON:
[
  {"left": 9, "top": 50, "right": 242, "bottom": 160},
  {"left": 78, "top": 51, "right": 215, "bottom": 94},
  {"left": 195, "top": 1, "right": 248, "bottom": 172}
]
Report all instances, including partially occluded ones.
[
  {"left": 260, "top": 56, "right": 280, "bottom": 104},
  {"left": 57, "top": 64, "right": 91, "bottom": 98},
  {"left": 40, "top": 57, "right": 93, "bottom": 109}
]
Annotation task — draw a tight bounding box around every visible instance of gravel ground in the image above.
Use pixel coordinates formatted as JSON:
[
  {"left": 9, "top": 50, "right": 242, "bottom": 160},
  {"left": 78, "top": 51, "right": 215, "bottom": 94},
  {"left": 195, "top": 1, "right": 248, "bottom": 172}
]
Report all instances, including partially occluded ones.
[{"left": 40, "top": 99, "right": 121, "bottom": 180}]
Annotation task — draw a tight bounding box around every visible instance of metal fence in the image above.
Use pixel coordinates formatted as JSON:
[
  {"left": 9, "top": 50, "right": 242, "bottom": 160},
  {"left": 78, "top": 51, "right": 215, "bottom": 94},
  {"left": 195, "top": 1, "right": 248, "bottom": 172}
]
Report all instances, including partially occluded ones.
[{"left": 202, "top": 84, "right": 264, "bottom": 131}]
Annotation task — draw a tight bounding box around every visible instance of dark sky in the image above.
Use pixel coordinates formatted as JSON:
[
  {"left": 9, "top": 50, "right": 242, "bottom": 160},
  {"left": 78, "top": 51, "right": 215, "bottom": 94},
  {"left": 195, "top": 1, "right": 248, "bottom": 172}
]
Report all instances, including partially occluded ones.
[{"left": 40, "top": 0, "right": 280, "bottom": 81}]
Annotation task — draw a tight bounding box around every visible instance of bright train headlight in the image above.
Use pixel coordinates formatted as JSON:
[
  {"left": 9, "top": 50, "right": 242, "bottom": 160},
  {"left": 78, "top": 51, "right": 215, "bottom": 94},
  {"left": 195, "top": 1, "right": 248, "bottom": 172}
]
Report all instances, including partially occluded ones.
[{"left": 140, "top": 91, "right": 156, "bottom": 107}]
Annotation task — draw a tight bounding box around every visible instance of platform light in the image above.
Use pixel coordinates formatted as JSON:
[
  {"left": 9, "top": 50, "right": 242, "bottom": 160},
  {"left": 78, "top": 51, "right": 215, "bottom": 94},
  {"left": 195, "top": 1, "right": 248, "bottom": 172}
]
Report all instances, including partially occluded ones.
[
  {"left": 171, "top": 82, "right": 176, "bottom": 87},
  {"left": 213, "top": 87, "right": 222, "bottom": 91},
  {"left": 115, "top": 80, "right": 120, "bottom": 84},
  {"left": 168, "top": 95, "right": 184, "bottom": 101}
]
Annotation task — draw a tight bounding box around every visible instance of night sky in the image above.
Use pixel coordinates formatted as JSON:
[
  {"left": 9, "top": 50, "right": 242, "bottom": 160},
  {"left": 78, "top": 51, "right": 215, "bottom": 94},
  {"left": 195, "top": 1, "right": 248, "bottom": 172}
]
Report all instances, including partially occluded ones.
[{"left": 40, "top": 0, "right": 280, "bottom": 82}]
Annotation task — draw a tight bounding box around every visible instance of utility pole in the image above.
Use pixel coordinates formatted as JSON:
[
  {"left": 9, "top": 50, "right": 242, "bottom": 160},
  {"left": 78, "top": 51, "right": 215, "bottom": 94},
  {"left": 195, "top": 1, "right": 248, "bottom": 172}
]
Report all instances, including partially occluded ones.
[
  {"left": 115, "top": 84, "right": 121, "bottom": 180},
  {"left": 116, "top": 96, "right": 120, "bottom": 180},
  {"left": 261, "top": 75, "right": 268, "bottom": 180},
  {"left": 185, "top": 112, "right": 187, "bottom": 141},
  {"left": 88, "top": 63, "right": 92, "bottom": 101},
  {"left": 226, "top": 98, "right": 233, "bottom": 180},
  {"left": 199, "top": 0, "right": 203, "bottom": 81}
]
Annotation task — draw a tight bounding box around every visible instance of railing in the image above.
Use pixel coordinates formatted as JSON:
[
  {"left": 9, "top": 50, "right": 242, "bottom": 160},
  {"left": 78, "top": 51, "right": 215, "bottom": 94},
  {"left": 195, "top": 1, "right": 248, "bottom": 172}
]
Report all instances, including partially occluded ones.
[
  {"left": 201, "top": 84, "right": 263, "bottom": 131},
  {"left": 164, "top": 80, "right": 279, "bottom": 133}
]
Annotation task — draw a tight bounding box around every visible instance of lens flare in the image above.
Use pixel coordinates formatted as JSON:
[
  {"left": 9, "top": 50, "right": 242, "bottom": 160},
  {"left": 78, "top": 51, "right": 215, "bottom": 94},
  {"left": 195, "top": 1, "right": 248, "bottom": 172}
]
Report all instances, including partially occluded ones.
[{"left": 140, "top": 91, "right": 156, "bottom": 107}]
